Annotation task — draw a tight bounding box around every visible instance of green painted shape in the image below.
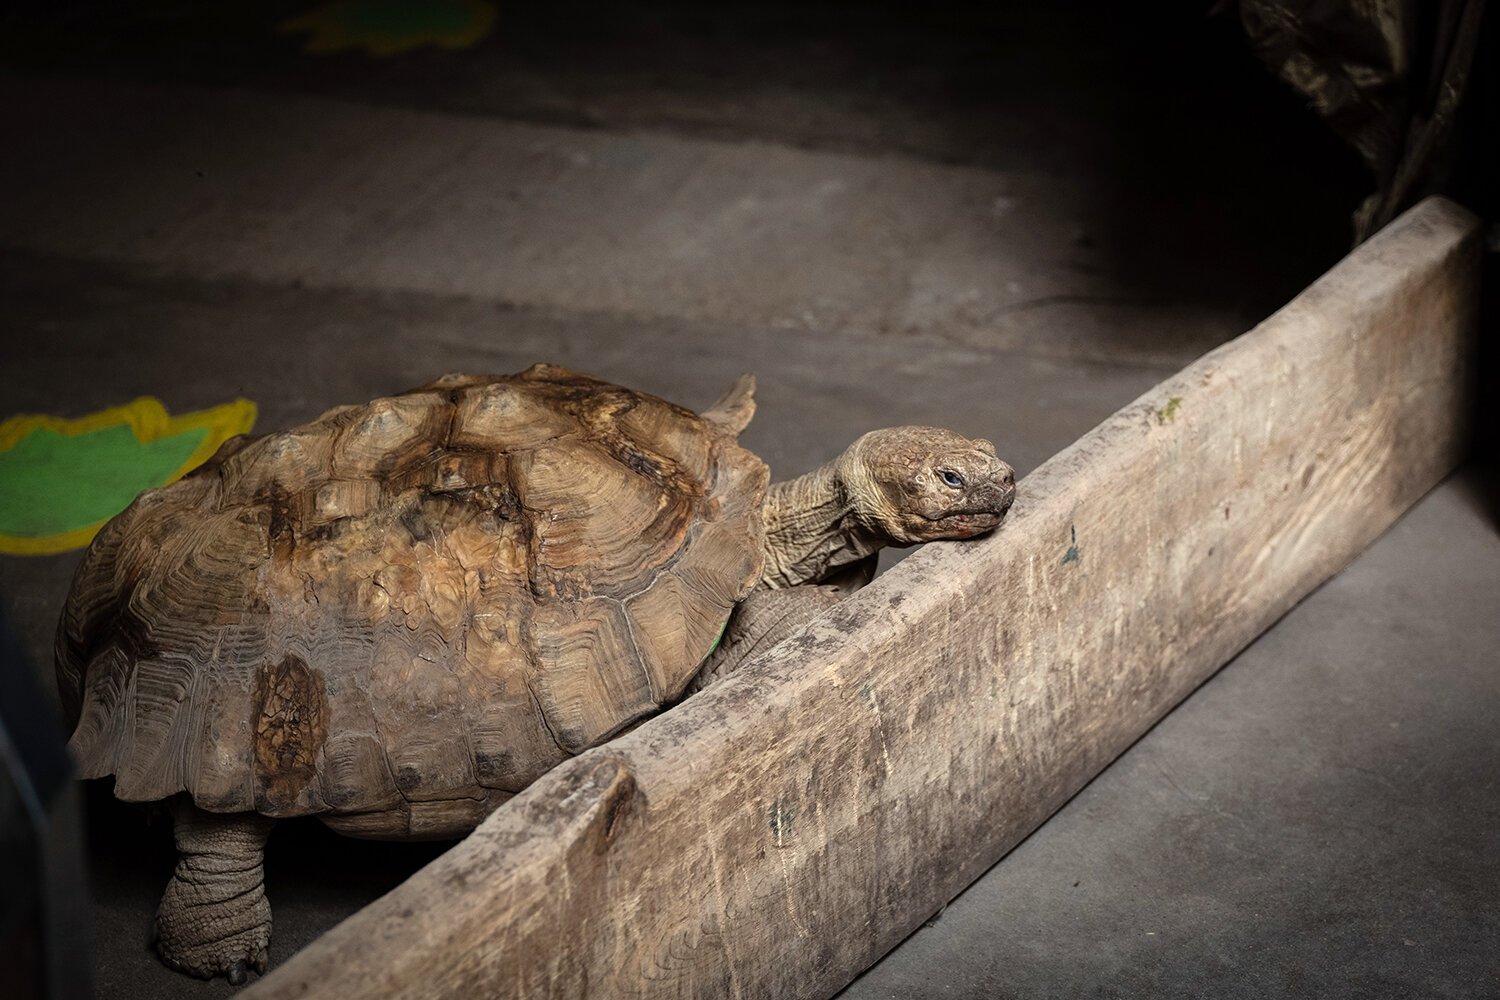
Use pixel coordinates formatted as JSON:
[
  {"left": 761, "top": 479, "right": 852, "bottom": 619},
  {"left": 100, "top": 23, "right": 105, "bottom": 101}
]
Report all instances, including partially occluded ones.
[
  {"left": 1157, "top": 396, "right": 1184, "bottom": 425},
  {"left": 0, "top": 423, "right": 207, "bottom": 538},
  {"left": 705, "top": 618, "right": 730, "bottom": 658}
]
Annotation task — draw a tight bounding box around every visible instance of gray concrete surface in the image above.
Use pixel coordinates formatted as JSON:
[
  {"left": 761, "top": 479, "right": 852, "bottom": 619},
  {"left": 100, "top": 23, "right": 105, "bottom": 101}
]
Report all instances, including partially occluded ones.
[
  {"left": 1, "top": 3, "right": 1495, "bottom": 997},
  {"left": 0, "top": 77, "right": 1241, "bottom": 367}
]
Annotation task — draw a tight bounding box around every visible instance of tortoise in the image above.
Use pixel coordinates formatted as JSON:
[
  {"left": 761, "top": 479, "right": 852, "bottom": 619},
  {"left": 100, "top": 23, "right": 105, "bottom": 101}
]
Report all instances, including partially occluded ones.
[{"left": 55, "top": 363, "right": 1015, "bottom": 983}]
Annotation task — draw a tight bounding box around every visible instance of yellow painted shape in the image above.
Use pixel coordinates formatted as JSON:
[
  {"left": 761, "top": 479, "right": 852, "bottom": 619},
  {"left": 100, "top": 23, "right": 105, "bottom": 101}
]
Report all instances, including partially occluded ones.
[{"left": 0, "top": 397, "right": 257, "bottom": 556}]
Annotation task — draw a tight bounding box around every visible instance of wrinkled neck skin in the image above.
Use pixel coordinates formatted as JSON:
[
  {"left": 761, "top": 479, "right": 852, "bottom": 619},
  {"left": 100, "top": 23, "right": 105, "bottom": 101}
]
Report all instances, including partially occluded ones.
[{"left": 759, "top": 457, "right": 887, "bottom": 589}]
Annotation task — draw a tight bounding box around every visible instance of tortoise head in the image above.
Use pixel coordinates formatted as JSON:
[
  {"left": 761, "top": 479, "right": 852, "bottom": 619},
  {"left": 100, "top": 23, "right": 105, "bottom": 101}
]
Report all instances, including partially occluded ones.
[{"left": 840, "top": 426, "right": 1016, "bottom": 545}]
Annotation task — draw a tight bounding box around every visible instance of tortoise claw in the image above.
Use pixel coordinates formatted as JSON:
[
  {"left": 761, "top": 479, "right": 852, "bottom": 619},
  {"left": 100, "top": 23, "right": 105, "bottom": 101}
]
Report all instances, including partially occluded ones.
[{"left": 226, "top": 960, "right": 248, "bottom": 986}]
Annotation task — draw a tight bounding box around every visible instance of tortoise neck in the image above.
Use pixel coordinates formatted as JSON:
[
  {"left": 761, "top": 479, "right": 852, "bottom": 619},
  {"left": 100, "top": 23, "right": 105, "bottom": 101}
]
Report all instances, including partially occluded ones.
[{"left": 759, "top": 459, "right": 884, "bottom": 589}]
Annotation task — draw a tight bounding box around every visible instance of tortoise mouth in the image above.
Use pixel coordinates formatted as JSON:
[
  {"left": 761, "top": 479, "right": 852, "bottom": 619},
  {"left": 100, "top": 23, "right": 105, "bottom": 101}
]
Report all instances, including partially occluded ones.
[
  {"left": 928, "top": 487, "right": 1015, "bottom": 537},
  {"left": 933, "top": 510, "right": 1006, "bottom": 537}
]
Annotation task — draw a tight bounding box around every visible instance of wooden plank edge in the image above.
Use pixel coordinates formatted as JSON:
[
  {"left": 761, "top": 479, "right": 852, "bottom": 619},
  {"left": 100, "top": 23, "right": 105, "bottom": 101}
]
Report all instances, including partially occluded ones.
[{"left": 243, "top": 196, "right": 1480, "bottom": 1000}]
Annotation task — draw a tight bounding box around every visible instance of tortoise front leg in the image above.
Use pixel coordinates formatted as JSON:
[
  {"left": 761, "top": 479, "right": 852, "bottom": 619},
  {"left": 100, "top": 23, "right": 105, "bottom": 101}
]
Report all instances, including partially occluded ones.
[
  {"left": 688, "top": 584, "right": 845, "bottom": 693},
  {"left": 156, "top": 798, "right": 276, "bottom": 984},
  {"left": 815, "top": 551, "right": 879, "bottom": 594}
]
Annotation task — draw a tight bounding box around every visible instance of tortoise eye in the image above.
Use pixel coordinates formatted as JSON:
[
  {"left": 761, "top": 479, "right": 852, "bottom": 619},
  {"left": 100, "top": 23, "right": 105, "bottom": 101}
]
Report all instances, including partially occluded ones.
[{"left": 938, "top": 469, "right": 965, "bottom": 489}]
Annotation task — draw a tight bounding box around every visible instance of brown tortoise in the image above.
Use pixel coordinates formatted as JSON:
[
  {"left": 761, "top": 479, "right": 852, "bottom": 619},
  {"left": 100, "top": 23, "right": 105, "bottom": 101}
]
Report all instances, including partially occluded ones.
[{"left": 55, "top": 363, "right": 1015, "bottom": 983}]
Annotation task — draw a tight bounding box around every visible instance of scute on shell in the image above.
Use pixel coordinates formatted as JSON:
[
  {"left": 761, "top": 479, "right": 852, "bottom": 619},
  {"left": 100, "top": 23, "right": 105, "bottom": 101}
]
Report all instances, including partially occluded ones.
[{"left": 55, "top": 364, "right": 767, "bottom": 837}]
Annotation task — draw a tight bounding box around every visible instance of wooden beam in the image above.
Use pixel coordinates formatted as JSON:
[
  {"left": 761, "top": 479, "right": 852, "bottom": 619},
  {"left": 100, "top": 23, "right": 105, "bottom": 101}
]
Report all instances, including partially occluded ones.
[{"left": 243, "top": 197, "right": 1480, "bottom": 1000}]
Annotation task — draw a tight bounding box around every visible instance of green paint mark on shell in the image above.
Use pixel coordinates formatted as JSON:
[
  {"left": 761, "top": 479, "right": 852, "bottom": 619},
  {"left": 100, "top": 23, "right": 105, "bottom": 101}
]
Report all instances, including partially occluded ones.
[
  {"left": 1062, "top": 524, "right": 1080, "bottom": 565},
  {"left": 705, "top": 618, "right": 730, "bottom": 658},
  {"left": 1157, "top": 396, "right": 1184, "bottom": 425}
]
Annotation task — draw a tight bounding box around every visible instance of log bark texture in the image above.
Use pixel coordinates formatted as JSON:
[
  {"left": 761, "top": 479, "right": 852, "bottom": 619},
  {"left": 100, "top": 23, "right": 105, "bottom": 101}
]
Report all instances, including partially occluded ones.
[{"left": 242, "top": 197, "right": 1480, "bottom": 1000}]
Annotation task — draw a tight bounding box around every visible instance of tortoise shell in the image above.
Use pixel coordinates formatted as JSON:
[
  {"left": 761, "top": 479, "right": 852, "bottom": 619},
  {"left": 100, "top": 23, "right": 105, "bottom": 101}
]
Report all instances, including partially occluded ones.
[{"left": 55, "top": 364, "right": 767, "bottom": 838}]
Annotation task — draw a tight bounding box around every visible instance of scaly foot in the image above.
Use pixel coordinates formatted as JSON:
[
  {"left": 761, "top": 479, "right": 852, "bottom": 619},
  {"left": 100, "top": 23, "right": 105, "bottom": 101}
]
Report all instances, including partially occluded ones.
[{"left": 155, "top": 798, "right": 276, "bottom": 981}]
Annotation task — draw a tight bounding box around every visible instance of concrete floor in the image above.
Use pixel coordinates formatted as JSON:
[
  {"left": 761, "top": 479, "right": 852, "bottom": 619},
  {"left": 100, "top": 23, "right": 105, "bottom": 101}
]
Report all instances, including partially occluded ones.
[{"left": 1, "top": 3, "right": 1495, "bottom": 998}]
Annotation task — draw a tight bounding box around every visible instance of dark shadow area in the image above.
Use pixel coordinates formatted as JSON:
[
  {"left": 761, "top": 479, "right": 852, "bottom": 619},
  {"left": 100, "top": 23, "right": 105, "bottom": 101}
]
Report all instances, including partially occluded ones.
[
  {"left": 1448, "top": 5, "right": 1500, "bottom": 527},
  {"left": 3, "top": 1, "right": 1369, "bottom": 344},
  {"left": 0, "top": 604, "right": 89, "bottom": 1000}
]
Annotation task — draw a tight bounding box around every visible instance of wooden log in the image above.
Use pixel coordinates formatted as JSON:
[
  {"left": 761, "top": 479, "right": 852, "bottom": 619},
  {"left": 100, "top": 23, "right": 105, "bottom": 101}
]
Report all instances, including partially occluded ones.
[{"left": 242, "top": 197, "right": 1480, "bottom": 1000}]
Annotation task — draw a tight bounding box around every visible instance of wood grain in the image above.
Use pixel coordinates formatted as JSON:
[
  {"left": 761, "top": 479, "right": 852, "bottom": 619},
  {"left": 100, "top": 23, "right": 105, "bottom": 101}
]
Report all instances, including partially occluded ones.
[{"left": 242, "top": 198, "right": 1479, "bottom": 1000}]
